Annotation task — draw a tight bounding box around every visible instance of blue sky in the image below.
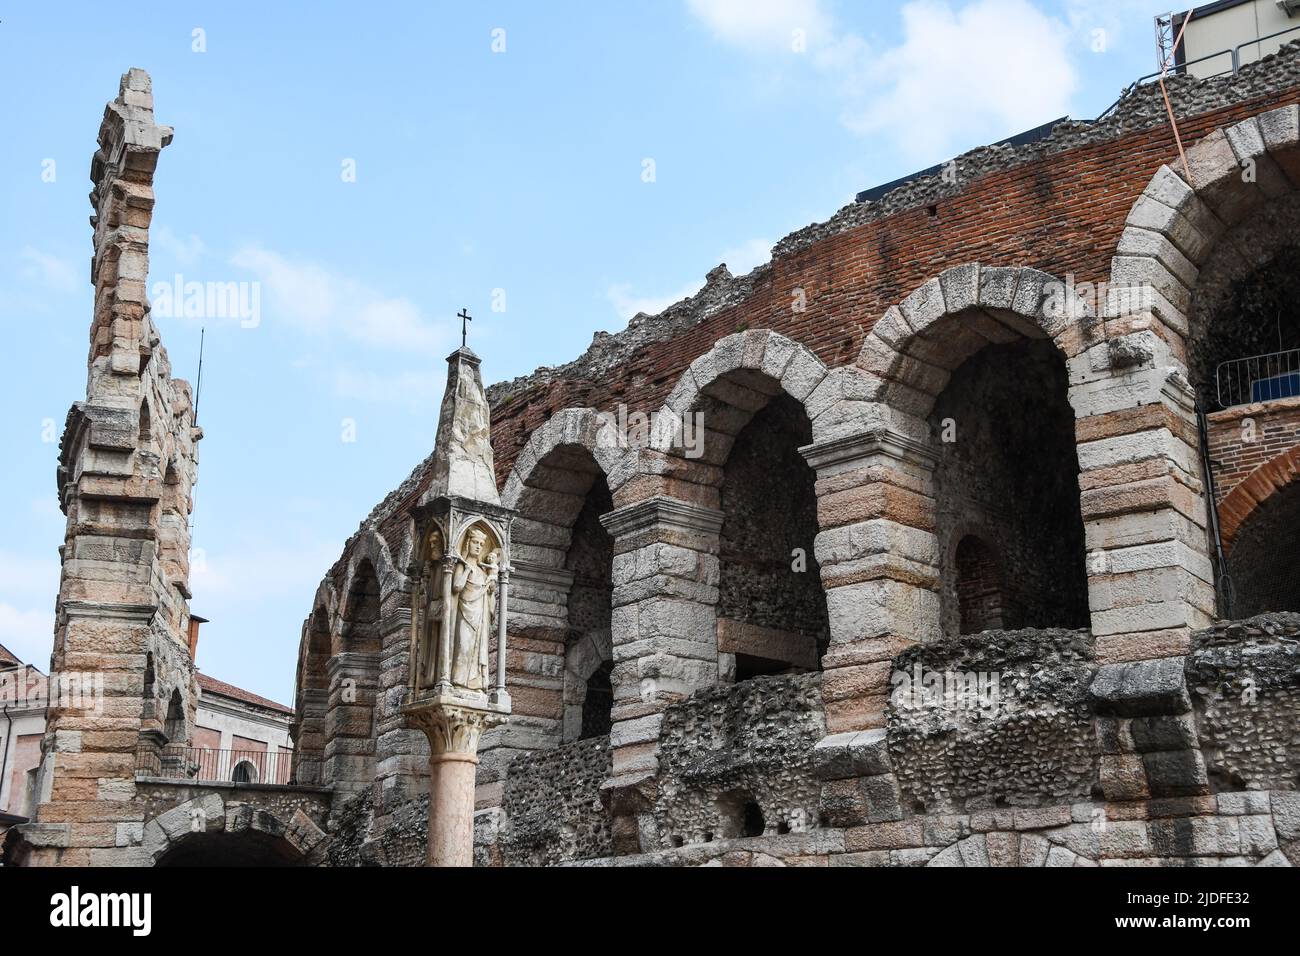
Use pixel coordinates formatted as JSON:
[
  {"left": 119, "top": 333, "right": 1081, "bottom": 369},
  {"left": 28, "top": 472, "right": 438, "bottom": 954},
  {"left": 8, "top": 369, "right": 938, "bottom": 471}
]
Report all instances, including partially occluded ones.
[{"left": 0, "top": 0, "right": 1176, "bottom": 702}]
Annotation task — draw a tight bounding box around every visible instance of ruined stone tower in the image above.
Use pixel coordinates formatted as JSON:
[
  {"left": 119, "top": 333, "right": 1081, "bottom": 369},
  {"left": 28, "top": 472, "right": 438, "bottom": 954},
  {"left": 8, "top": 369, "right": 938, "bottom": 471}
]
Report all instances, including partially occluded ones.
[{"left": 14, "top": 68, "right": 203, "bottom": 866}]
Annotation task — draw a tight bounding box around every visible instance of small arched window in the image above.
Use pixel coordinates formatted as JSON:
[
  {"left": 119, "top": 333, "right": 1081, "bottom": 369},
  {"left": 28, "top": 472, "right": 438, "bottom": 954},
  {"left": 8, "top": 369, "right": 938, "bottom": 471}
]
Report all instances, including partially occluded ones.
[
  {"left": 579, "top": 660, "right": 614, "bottom": 740},
  {"left": 232, "top": 760, "right": 258, "bottom": 784},
  {"left": 163, "top": 689, "right": 185, "bottom": 745}
]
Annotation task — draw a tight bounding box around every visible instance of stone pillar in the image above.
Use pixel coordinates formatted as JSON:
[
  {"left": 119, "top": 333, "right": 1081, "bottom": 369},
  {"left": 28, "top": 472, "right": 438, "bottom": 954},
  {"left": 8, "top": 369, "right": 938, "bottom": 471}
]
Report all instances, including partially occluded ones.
[
  {"left": 801, "top": 427, "right": 939, "bottom": 829},
  {"left": 403, "top": 697, "right": 506, "bottom": 866},
  {"left": 598, "top": 496, "right": 721, "bottom": 851},
  {"left": 1070, "top": 351, "right": 1216, "bottom": 663},
  {"left": 801, "top": 428, "right": 941, "bottom": 733},
  {"left": 324, "top": 652, "right": 380, "bottom": 796}
]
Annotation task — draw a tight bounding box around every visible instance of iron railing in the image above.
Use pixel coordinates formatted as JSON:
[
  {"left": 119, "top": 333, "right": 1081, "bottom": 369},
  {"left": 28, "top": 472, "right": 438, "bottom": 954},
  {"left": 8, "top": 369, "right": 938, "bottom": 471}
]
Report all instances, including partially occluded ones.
[
  {"left": 1216, "top": 348, "right": 1300, "bottom": 409},
  {"left": 136, "top": 745, "right": 295, "bottom": 786},
  {"left": 1098, "top": 25, "right": 1300, "bottom": 120}
]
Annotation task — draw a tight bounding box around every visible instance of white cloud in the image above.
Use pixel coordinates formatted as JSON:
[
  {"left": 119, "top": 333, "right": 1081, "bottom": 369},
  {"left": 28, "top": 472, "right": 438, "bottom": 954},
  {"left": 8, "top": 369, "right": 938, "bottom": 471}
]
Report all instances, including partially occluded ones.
[
  {"left": 19, "top": 247, "right": 79, "bottom": 294},
  {"left": 0, "top": 551, "right": 60, "bottom": 665},
  {"left": 152, "top": 225, "right": 206, "bottom": 266},
  {"left": 331, "top": 368, "right": 442, "bottom": 407},
  {"left": 688, "top": 0, "right": 1081, "bottom": 162},
  {"left": 229, "top": 244, "right": 448, "bottom": 353},
  {"left": 606, "top": 236, "right": 772, "bottom": 322},
  {"left": 605, "top": 281, "right": 704, "bottom": 321},
  {"left": 687, "top": 0, "right": 833, "bottom": 50},
  {"left": 844, "top": 0, "right": 1077, "bottom": 160},
  {"left": 190, "top": 540, "right": 340, "bottom": 604},
  {"left": 0, "top": 604, "right": 54, "bottom": 668},
  {"left": 719, "top": 237, "right": 772, "bottom": 275},
  {"left": 0, "top": 550, "right": 61, "bottom": 601}
]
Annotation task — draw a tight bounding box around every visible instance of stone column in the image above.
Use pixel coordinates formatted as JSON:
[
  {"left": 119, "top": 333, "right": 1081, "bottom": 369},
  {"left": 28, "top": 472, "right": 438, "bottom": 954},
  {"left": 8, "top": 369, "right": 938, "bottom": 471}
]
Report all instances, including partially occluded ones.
[
  {"left": 801, "top": 428, "right": 941, "bottom": 732},
  {"left": 598, "top": 495, "right": 721, "bottom": 853},
  {"left": 800, "top": 427, "right": 940, "bottom": 829},
  {"left": 403, "top": 697, "right": 506, "bottom": 866},
  {"left": 1070, "top": 351, "right": 1216, "bottom": 663}
]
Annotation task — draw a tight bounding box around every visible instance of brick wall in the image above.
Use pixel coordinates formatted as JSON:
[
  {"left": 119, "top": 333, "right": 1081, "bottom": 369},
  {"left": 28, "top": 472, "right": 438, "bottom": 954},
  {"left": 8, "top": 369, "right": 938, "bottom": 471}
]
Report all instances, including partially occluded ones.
[{"left": 1206, "top": 397, "right": 1300, "bottom": 501}]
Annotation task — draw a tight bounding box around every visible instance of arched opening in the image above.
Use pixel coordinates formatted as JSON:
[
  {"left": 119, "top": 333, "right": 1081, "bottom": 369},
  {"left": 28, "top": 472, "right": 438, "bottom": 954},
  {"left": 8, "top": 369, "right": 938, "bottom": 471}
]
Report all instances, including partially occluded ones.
[
  {"left": 163, "top": 689, "right": 185, "bottom": 744},
  {"left": 532, "top": 445, "right": 614, "bottom": 745},
  {"left": 1185, "top": 193, "right": 1300, "bottom": 618},
  {"left": 1190, "top": 232, "right": 1300, "bottom": 412},
  {"left": 717, "top": 392, "right": 828, "bottom": 681},
  {"left": 955, "top": 534, "right": 1004, "bottom": 634},
  {"left": 326, "top": 561, "right": 380, "bottom": 793},
  {"left": 716, "top": 789, "right": 766, "bottom": 838},
  {"left": 932, "top": 338, "right": 1089, "bottom": 634},
  {"left": 231, "top": 760, "right": 258, "bottom": 784},
  {"left": 292, "top": 607, "right": 331, "bottom": 786},
  {"left": 155, "top": 830, "right": 305, "bottom": 867},
  {"left": 1226, "top": 480, "right": 1300, "bottom": 617},
  {"left": 579, "top": 660, "right": 614, "bottom": 740}
]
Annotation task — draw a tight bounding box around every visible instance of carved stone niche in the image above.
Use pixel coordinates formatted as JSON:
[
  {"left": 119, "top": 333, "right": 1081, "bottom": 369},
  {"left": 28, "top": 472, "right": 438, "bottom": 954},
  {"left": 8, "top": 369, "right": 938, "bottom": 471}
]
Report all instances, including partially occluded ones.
[{"left": 406, "top": 495, "right": 515, "bottom": 718}]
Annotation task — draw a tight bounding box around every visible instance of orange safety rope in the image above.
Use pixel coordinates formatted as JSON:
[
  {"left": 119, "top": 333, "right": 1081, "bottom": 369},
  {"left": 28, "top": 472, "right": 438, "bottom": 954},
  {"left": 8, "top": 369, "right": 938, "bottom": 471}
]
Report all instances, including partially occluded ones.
[{"left": 1158, "top": 10, "right": 1196, "bottom": 186}]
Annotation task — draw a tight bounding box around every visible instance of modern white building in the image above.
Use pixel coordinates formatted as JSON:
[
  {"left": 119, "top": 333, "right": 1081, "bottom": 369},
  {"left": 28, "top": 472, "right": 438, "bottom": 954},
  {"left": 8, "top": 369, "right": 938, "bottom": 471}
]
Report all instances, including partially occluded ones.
[
  {"left": 190, "top": 672, "right": 295, "bottom": 785},
  {"left": 1170, "top": 0, "right": 1300, "bottom": 78}
]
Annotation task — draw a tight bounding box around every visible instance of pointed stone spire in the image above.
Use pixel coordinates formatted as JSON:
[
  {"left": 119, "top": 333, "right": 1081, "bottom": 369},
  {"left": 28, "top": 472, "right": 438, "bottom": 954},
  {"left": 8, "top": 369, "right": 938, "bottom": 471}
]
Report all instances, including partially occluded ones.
[{"left": 424, "top": 345, "right": 500, "bottom": 506}]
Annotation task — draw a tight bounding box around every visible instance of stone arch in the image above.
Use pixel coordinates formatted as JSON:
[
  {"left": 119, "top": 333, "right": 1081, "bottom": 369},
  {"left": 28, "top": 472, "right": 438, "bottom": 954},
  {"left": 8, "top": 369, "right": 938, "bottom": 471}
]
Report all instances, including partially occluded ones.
[
  {"left": 1104, "top": 105, "right": 1300, "bottom": 631},
  {"left": 857, "top": 264, "right": 1089, "bottom": 426},
  {"left": 142, "top": 793, "right": 326, "bottom": 866},
  {"left": 851, "top": 265, "right": 1092, "bottom": 640},
  {"left": 292, "top": 598, "right": 334, "bottom": 786},
  {"left": 653, "top": 329, "right": 831, "bottom": 461},
  {"left": 1219, "top": 445, "right": 1300, "bottom": 550},
  {"left": 926, "top": 832, "right": 1097, "bottom": 867},
  {"left": 1219, "top": 446, "right": 1300, "bottom": 616},
  {"left": 654, "top": 330, "right": 832, "bottom": 679},
  {"left": 563, "top": 628, "right": 613, "bottom": 741},
  {"left": 1109, "top": 105, "right": 1300, "bottom": 387},
  {"left": 325, "top": 552, "right": 384, "bottom": 795},
  {"left": 495, "top": 408, "right": 620, "bottom": 757},
  {"left": 502, "top": 407, "right": 629, "bottom": 513},
  {"left": 338, "top": 527, "right": 407, "bottom": 621}
]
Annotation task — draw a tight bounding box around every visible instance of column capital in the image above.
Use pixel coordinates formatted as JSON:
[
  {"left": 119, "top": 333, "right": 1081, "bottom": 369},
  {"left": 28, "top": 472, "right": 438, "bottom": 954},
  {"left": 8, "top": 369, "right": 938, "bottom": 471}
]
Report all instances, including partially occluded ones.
[
  {"left": 403, "top": 695, "right": 509, "bottom": 757},
  {"left": 799, "top": 428, "right": 937, "bottom": 475},
  {"left": 599, "top": 495, "right": 724, "bottom": 539}
]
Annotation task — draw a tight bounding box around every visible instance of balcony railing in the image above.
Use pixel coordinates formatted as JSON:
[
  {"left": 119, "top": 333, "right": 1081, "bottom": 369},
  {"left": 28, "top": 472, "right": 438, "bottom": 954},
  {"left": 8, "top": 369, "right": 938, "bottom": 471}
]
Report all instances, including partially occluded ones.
[
  {"left": 1098, "top": 25, "right": 1300, "bottom": 120},
  {"left": 1217, "top": 348, "right": 1300, "bottom": 409},
  {"left": 136, "top": 745, "right": 295, "bottom": 786}
]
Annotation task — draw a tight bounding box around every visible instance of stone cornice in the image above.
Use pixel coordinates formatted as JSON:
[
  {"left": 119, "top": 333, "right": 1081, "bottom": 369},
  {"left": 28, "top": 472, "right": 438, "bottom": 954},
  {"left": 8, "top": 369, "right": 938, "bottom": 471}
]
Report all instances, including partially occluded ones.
[
  {"left": 510, "top": 559, "right": 575, "bottom": 590},
  {"left": 599, "top": 496, "right": 724, "bottom": 539},
  {"left": 799, "top": 428, "right": 938, "bottom": 473},
  {"left": 60, "top": 600, "right": 157, "bottom": 622}
]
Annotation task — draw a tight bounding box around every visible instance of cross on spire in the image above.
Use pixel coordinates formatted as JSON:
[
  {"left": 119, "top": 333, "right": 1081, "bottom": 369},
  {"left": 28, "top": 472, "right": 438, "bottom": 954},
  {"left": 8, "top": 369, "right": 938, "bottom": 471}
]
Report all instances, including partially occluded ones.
[{"left": 457, "top": 308, "right": 472, "bottom": 349}]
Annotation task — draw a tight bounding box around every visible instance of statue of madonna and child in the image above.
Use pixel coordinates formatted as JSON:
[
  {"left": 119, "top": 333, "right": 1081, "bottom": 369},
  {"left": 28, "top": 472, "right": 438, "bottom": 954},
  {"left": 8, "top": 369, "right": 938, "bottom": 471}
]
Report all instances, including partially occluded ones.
[{"left": 415, "top": 525, "right": 500, "bottom": 695}]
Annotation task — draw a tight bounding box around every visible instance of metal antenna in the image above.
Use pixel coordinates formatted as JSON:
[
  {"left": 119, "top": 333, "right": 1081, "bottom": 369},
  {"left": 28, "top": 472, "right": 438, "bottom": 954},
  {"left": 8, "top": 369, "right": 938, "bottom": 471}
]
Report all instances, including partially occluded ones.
[{"left": 194, "top": 328, "right": 206, "bottom": 424}]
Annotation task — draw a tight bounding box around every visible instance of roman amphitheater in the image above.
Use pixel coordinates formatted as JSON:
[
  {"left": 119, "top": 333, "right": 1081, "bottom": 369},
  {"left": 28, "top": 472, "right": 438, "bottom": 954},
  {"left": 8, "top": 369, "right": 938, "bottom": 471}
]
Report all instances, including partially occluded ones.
[{"left": 8, "top": 41, "right": 1300, "bottom": 868}]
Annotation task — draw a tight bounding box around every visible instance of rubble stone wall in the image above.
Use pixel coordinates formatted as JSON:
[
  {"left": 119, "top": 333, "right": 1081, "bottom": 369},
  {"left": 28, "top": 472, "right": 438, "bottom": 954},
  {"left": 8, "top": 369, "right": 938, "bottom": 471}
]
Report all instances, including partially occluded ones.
[
  {"left": 653, "top": 674, "right": 825, "bottom": 847},
  {"left": 888, "top": 630, "right": 1099, "bottom": 813},
  {"left": 495, "top": 735, "right": 612, "bottom": 866}
]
